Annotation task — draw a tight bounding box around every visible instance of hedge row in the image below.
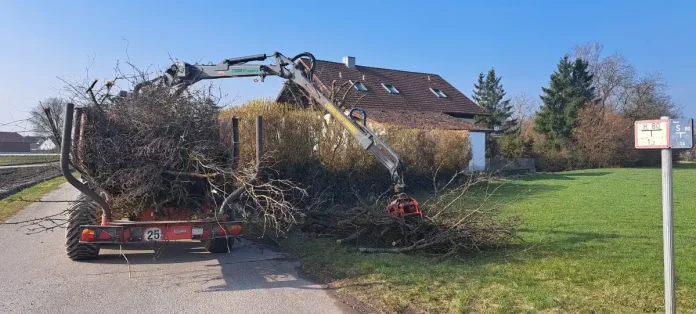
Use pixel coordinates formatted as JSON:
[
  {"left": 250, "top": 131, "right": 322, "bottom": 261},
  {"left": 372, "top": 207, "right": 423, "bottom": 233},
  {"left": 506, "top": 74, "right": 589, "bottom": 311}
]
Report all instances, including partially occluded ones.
[{"left": 219, "top": 100, "right": 471, "bottom": 198}]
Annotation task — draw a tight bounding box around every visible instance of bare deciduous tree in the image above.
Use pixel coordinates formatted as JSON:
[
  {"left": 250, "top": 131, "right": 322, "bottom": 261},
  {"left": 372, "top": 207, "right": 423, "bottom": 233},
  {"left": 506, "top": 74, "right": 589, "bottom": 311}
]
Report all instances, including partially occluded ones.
[
  {"left": 622, "top": 73, "right": 680, "bottom": 120},
  {"left": 28, "top": 97, "right": 66, "bottom": 146},
  {"left": 511, "top": 92, "right": 539, "bottom": 123},
  {"left": 573, "top": 42, "right": 681, "bottom": 119},
  {"left": 574, "top": 42, "right": 635, "bottom": 111}
]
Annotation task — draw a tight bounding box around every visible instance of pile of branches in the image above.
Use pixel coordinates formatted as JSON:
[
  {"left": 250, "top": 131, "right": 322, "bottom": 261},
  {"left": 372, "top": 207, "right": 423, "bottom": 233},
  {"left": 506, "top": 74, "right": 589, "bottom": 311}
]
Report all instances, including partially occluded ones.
[
  {"left": 76, "top": 86, "right": 230, "bottom": 217},
  {"left": 303, "top": 175, "right": 518, "bottom": 254},
  {"left": 231, "top": 156, "right": 312, "bottom": 236},
  {"left": 66, "top": 80, "right": 309, "bottom": 237}
]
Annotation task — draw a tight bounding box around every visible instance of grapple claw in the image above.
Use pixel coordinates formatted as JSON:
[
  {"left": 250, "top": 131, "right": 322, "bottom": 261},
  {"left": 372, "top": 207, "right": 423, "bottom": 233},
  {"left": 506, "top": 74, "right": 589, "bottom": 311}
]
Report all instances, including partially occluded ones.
[{"left": 386, "top": 195, "right": 422, "bottom": 218}]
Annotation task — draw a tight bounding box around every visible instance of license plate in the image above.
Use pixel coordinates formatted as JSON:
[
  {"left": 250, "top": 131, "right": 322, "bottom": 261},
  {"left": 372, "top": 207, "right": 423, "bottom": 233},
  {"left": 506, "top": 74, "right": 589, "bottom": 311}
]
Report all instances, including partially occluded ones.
[
  {"left": 144, "top": 228, "right": 163, "bottom": 241},
  {"left": 192, "top": 227, "right": 203, "bottom": 237}
]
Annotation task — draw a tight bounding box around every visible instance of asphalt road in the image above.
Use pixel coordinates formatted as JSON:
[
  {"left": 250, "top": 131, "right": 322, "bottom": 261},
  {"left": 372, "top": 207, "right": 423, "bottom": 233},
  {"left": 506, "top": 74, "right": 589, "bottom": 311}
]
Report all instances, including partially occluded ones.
[{"left": 0, "top": 184, "right": 355, "bottom": 314}]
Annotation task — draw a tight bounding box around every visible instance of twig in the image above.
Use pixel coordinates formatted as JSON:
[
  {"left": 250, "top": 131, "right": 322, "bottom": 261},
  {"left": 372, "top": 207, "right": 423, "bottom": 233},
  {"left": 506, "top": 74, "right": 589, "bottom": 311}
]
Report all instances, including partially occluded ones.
[
  {"left": 119, "top": 244, "right": 132, "bottom": 279},
  {"left": 162, "top": 170, "right": 218, "bottom": 179},
  {"left": 6, "top": 196, "right": 87, "bottom": 203},
  {"left": 358, "top": 239, "right": 441, "bottom": 253}
]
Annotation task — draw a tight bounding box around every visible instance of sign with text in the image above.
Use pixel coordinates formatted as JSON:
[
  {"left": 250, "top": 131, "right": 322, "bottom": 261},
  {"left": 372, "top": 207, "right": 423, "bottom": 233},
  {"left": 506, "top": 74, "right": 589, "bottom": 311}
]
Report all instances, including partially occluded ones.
[
  {"left": 635, "top": 119, "right": 670, "bottom": 149},
  {"left": 670, "top": 119, "right": 694, "bottom": 149}
]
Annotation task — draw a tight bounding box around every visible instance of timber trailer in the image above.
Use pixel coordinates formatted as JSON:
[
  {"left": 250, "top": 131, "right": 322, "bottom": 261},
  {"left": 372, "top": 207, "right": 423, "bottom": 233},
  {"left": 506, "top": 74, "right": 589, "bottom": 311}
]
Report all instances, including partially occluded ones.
[{"left": 62, "top": 52, "right": 421, "bottom": 261}]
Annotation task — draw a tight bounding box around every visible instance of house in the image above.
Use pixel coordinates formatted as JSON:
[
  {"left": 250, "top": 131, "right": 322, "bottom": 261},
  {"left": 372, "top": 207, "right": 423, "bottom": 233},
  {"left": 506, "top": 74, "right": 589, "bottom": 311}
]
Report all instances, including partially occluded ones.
[
  {"left": 23, "top": 136, "right": 56, "bottom": 152},
  {"left": 37, "top": 139, "right": 57, "bottom": 152},
  {"left": 276, "top": 56, "right": 489, "bottom": 171},
  {"left": 21, "top": 136, "right": 51, "bottom": 151},
  {"left": 0, "top": 131, "right": 30, "bottom": 153}
]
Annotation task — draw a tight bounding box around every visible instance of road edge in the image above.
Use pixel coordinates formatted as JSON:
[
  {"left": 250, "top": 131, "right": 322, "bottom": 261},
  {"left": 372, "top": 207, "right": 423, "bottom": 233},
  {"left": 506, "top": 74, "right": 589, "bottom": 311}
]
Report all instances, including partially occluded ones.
[{"left": 243, "top": 236, "right": 381, "bottom": 314}]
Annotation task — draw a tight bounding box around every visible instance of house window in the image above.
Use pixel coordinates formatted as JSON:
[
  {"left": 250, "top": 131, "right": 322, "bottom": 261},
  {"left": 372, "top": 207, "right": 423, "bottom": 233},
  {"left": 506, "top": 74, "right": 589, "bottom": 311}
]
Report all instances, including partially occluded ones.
[
  {"left": 382, "top": 83, "right": 400, "bottom": 94},
  {"left": 351, "top": 80, "right": 368, "bottom": 92},
  {"left": 430, "top": 88, "right": 447, "bottom": 98}
]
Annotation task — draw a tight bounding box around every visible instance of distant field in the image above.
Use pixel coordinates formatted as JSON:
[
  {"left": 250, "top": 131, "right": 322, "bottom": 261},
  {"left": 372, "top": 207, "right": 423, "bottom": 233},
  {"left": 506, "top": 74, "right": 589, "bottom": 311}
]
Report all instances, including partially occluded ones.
[
  {"left": 0, "top": 154, "right": 59, "bottom": 166},
  {"left": 284, "top": 165, "right": 696, "bottom": 313},
  {"left": 0, "top": 176, "right": 66, "bottom": 222}
]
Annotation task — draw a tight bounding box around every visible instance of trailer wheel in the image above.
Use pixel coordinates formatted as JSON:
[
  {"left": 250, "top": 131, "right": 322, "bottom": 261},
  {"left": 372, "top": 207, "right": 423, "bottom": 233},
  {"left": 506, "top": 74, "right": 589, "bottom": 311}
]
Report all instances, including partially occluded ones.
[
  {"left": 204, "top": 237, "right": 233, "bottom": 253},
  {"left": 65, "top": 194, "right": 100, "bottom": 261}
]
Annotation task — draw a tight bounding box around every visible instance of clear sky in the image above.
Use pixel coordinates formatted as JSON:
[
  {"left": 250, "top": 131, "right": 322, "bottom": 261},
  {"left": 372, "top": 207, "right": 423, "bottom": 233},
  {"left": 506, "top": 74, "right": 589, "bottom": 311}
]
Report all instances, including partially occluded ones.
[{"left": 1, "top": 0, "right": 693, "bottom": 133}]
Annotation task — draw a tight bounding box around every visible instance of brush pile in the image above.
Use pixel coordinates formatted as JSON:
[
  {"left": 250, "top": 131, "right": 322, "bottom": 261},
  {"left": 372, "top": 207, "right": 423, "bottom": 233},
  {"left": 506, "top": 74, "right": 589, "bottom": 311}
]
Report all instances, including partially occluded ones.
[
  {"left": 303, "top": 176, "right": 519, "bottom": 254},
  {"left": 75, "top": 86, "right": 233, "bottom": 218}
]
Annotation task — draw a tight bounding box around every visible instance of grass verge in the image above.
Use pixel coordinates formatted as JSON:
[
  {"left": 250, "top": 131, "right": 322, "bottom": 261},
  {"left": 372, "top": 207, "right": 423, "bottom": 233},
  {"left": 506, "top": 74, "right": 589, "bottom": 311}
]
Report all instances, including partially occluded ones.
[
  {"left": 281, "top": 165, "right": 696, "bottom": 313},
  {"left": 0, "top": 176, "right": 66, "bottom": 222}
]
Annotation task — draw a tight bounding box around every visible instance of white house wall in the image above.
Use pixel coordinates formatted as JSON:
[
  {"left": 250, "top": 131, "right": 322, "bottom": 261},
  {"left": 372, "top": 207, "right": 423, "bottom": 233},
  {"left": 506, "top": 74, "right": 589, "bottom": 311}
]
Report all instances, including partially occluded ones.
[{"left": 468, "top": 131, "right": 486, "bottom": 171}]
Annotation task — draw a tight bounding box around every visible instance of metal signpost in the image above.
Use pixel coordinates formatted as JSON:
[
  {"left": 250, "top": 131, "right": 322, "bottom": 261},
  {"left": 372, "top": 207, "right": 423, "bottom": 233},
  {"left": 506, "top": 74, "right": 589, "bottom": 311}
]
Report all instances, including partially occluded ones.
[{"left": 635, "top": 117, "right": 694, "bottom": 314}]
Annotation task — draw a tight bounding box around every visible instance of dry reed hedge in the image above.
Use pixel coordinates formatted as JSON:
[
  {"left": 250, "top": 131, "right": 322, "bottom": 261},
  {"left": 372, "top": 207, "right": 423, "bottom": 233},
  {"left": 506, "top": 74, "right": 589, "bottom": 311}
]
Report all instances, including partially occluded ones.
[
  {"left": 220, "top": 100, "right": 471, "bottom": 197},
  {"left": 220, "top": 101, "right": 321, "bottom": 171}
]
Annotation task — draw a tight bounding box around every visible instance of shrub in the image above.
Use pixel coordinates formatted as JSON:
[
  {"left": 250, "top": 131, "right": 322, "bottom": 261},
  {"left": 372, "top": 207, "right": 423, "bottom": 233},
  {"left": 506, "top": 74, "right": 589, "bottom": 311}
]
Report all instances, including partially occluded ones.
[
  {"left": 521, "top": 118, "right": 582, "bottom": 172},
  {"left": 495, "top": 133, "right": 533, "bottom": 158},
  {"left": 430, "top": 129, "right": 471, "bottom": 174},
  {"left": 219, "top": 100, "right": 322, "bottom": 173},
  {"left": 535, "top": 147, "right": 581, "bottom": 172},
  {"left": 574, "top": 105, "right": 637, "bottom": 168},
  {"left": 219, "top": 100, "right": 472, "bottom": 198},
  {"left": 524, "top": 105, "right": 640, "bottom": 172}
]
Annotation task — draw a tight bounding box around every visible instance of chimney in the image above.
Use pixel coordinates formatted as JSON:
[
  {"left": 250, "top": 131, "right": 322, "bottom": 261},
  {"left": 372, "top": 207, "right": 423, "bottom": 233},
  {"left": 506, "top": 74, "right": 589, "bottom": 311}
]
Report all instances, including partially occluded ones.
[{"left": 342, "top": 56, "right": 355, "bottom": 68}]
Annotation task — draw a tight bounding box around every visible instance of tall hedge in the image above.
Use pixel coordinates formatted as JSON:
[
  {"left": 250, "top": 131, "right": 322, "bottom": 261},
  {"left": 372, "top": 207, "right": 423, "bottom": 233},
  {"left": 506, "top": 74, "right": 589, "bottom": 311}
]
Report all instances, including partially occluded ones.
[{"left": 219, "top": 100, "right": 471, "bottom": 198}]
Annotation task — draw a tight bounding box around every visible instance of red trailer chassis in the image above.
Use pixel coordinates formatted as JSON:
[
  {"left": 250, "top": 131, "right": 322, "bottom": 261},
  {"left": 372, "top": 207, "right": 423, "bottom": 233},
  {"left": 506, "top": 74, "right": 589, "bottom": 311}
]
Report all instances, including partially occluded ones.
[
  {"left": 79, "top": 220, "right": 242, "bottom": 244},
  {"left": 79, "top": 207, "right": 242, "bottom": 244}
]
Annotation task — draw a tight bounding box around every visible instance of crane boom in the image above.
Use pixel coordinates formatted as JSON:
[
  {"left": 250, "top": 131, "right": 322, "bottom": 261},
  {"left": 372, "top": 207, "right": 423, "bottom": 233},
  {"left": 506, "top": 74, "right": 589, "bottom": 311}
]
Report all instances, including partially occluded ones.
[{"left": 143, "top": 52, "right": 407, "bottom": 193}]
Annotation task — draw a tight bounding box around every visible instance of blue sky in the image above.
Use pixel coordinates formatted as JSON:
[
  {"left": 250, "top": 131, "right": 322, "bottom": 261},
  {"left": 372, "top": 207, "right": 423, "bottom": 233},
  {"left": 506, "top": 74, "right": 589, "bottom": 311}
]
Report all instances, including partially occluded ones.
[{"left": 1, "top": 0, "right": 693, "bottom": 133}]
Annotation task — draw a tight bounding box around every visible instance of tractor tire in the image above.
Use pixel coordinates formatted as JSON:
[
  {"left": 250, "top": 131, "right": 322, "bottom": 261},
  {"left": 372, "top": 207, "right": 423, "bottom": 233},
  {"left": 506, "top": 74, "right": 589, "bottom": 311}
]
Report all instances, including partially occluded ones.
[
  {"left": 65, "top": 194, "right": 100, "bottom": 261},
  {"left": 204, "top": 237, "right": 233, "bottom": 254}
]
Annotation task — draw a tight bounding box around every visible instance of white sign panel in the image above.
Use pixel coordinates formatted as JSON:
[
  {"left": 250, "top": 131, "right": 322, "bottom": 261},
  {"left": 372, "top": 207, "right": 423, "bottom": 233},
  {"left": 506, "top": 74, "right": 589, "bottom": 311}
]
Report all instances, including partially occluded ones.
[{"left": 635, "top": 119, "right": 670, "bottom": 149}]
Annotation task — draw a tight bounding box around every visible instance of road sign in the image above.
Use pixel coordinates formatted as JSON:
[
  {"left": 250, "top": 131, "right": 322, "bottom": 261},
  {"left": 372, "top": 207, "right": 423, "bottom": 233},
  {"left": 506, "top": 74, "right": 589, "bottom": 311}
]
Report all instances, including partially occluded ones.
[
  {"left": 670, "top": 118, "right": 694, "bottom": 149},
  {"left": 635, "top": 117, "right": 678, "bottom": 313},
  {"left": 635, "top": 119, "right": 670, "bottom": 149}
]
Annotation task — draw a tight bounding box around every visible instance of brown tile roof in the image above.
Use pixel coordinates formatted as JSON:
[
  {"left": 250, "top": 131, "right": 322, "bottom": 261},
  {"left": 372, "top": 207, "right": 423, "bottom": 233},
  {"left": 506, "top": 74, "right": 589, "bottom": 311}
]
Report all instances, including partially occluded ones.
[
  {"left": 277, "top": 59, "right": 488, "bottom": 130},
  {"left": 365, "top": 110, "right": 488, "bottom": 131}
]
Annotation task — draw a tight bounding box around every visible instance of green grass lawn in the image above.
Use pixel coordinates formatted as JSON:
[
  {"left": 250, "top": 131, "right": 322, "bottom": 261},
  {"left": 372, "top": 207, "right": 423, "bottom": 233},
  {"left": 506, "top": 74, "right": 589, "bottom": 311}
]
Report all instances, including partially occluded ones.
[
  {"left": 0, "top": 154, "right": 59, "bottom": 166},
  {"left": 0, "top": 176, "right": 66, "bottom": 222},
  {"left": 283, "top": 165, "right": 696, "bottom": 313}
]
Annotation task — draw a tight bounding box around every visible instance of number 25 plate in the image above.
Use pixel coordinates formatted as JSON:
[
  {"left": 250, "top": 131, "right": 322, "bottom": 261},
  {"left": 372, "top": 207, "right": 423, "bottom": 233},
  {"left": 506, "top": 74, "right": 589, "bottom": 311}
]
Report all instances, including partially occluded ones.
[{"left": 144, "top": 228, "right": 163, "bottom": 241}]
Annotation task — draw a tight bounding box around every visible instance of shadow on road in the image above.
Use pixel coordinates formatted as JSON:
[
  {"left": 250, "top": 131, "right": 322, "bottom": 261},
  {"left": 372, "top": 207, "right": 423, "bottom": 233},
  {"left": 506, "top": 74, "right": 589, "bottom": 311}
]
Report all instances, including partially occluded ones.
[{"left": 82, "top": 238, "right": 327, "bottom": 293}]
